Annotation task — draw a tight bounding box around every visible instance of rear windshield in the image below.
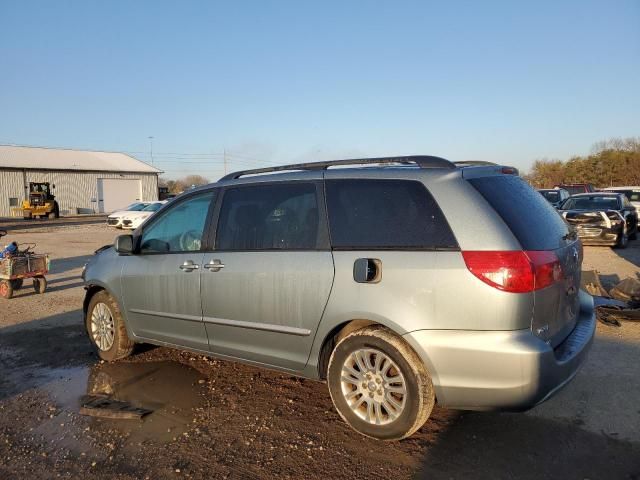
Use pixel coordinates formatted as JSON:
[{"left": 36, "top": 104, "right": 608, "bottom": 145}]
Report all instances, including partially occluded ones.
[
  {"left": 539, "top": 190, "right": 560, "bottom": 203},
  {"left": 562, "top": 196, "right": 621, "bottom": 210},
  {"left": 469, "top": 176, "right": 569, "bottom": 250}
]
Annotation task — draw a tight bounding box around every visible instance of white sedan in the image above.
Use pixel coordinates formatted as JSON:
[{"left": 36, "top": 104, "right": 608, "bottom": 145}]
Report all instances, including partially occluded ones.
[
  {"left": 106, "top": 202, "right": 151, "bottom": 228},
  {"left": 121, "top": 201, "right": 167, "bottom": 230}
]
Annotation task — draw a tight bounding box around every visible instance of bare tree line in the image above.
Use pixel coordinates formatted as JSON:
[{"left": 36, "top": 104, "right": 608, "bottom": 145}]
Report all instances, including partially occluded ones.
[{"left": 525, "top": 137, "right": 640, "bottom": 188}]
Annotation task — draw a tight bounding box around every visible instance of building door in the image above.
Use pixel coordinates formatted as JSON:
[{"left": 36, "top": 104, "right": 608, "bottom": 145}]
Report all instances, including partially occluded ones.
[{"left": 97, "top": 178, "right": 141, "bottom": 213}]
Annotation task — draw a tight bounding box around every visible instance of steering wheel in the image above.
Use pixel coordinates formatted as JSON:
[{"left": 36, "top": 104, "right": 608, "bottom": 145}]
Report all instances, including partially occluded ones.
[{"left": 179, "top": 230, "right": 202, "bottom": 251}]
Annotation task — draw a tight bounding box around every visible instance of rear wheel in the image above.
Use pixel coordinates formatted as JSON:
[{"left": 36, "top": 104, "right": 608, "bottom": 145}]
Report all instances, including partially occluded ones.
[
  {"left": 86, "top": 290, "right": 135, "bottom": 361},
  {"left": 327, "top": 326, "right": 435, "bottom": 440},
  {"left": 33, "top": 276, "right": 47, "bottom": 294},
  {"left": 0, "top": 280, "right": 14, "bottom": 299}
]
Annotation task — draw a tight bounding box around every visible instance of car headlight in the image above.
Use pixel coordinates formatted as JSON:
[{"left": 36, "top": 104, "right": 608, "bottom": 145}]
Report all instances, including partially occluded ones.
[{"left": 81, "top": 262, "right": 87, "bottom": 281}]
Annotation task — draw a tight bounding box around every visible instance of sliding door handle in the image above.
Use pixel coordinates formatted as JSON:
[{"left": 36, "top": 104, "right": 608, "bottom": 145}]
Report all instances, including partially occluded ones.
[
  {"left": 179, "top": 260, "right": 199, "bottom": 272},
  {"left": 204, "top": 259, "right": 225, "bottom": 272}
]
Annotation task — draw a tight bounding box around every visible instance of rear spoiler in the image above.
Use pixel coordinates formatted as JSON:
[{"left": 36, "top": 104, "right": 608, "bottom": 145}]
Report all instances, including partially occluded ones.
[{"left": 456, "top": 162, "right": 520, "bottom": 178}]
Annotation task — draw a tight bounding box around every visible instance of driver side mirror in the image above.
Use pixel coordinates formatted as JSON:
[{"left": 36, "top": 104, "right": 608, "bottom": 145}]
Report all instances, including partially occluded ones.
[{"left": 114, "top": 235, "right": 134, "bottom": 254}]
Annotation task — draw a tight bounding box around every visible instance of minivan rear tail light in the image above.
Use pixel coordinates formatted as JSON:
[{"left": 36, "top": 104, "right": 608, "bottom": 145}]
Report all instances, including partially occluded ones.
[{"left": 462, "top": 251, "right": 562, "bottom": 293}]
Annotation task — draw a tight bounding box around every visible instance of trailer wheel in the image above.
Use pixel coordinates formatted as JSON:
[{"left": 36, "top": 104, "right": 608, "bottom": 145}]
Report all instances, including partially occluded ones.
[
  {"left": 33, "top": 276, "right": 47, "bottom": 294},
  {"left": 0, "top": 280, "right": 14, "bottom": 299}
]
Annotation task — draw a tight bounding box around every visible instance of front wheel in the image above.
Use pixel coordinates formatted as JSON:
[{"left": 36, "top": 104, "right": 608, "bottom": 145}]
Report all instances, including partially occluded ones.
[
  {"left": 327, "top": 326, "right": 435, "bottom": 441},
  {"left": 86, "top": 290, "right": 134, "bottom": 361},
  {"left": 0, "top": 280, "right": 14, "bottom": 299},
  {"left": 616, "top": 231, "right": 629, "bottom": 249}
]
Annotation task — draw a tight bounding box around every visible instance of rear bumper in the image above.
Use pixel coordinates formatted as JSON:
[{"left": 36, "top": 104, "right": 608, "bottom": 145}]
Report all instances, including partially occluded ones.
[{"left": 403, "top": 290, "right": 595, "bottom": 410}]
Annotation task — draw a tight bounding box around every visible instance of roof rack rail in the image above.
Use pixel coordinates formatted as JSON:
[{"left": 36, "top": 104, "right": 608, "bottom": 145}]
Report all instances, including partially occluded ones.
[{"left": 220, "top": 155, "right": 455, "bottom": 181}]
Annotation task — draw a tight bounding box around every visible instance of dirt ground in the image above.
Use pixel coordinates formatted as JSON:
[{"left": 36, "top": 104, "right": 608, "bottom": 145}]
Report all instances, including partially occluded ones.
[{"left": 1, "top": 222, "right": 639, "bottom": 479}]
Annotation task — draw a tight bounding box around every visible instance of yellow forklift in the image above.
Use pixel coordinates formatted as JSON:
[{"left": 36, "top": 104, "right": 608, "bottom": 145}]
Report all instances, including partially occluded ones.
[{"left": 22, "top": 182, "right": 60, "bottom": 219}]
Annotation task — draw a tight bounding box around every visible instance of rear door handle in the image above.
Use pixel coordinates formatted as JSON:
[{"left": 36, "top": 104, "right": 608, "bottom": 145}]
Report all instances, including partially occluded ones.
[
  {"left": 179, "top": 260, "right": 199, "bottom": 272},
  {"left": 204, "top": 259, "right": 225, "bottom": 272}
]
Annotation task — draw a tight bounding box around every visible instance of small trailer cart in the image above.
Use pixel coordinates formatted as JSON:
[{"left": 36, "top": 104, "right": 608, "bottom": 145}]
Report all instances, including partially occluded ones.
[{"left": 0, "top": 230, "right": 49, "bottom": 299}]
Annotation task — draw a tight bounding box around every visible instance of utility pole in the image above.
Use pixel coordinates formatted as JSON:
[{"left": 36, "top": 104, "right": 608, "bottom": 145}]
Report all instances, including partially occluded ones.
[
  {"left": 148, "top": 136, "right": 154, "bottom": 165},
  {"left": 223, "top": 148, "right": 228, "bottom": 175}
]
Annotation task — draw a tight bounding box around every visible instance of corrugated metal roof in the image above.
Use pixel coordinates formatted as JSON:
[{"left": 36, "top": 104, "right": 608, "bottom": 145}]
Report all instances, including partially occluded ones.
[{"left": 0, "top": 145, "right": 162, "bottom": 173}]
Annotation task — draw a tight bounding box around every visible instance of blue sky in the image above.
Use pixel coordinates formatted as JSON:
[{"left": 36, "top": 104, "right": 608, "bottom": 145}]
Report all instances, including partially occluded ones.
[{"left": 1, "top": 1, "right": 638, "bottom": 180}]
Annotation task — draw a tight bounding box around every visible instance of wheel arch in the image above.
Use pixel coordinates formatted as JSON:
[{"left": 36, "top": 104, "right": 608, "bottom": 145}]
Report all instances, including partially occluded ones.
[
  {"left": 83, "top": 283, "right": 134, "bottom": 338},
  {"left": 317, "top": 318, "right": 397, "bottom": 380}
]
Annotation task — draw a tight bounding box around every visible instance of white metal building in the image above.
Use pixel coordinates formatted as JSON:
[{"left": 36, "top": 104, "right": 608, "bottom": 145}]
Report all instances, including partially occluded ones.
[{"left": 0, "top": 145, "right": 161, "bottom": 217}]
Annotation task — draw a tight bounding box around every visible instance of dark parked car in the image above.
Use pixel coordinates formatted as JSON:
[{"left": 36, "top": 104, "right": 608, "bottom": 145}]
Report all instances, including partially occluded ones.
[
  {"left": 559, "top": 193, "right": 638, "bottom": 248},
  {"left": 554, "top": 183, "right": 596, "bottom": 195},
  {"left": 538, "top": 188, "right": 570, "bottom": 208}
]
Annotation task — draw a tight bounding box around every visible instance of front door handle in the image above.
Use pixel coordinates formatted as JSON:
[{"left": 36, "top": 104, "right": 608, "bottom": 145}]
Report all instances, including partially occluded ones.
[
  {"left": 179, "top": 260, "right": 199, "bottom": 272},
  {"left": 204, "top": 259, "right": 225, "bottom": 272}
]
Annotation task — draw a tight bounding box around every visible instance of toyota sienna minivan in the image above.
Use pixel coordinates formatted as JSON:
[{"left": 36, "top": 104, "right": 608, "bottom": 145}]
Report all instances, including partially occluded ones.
[{"left": 83, "top": 156, "right": 595, "bottom": 440}]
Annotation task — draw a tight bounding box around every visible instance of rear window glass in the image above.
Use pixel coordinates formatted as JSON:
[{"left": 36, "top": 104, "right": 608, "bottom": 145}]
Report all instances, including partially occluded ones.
[
  {"left": 562, "top": 196, "right": 621, "bottom": 210},
  {"left": 325, "top": 179, "right": 458, "bottom": 250},
  {"left": 539, "top": 190, "right": 560, "bottom": 203},
  {"left": 216, "top": 183, "right": 322, "bottom": 250},
  {"left": 469, "top": 176, "right": 569, "bottom": 250}
]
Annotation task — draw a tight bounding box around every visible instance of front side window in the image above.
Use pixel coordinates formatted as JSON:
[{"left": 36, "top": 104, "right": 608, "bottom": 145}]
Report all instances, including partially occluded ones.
[
  {"left": 140, "top": 192, "right": 215, "bottom": 253},
  {"left": 325, "top": 179, "right": 458, "bottom": 250},
  {"left": 216, "top": 183, "right": 321, "bottom": 250}
]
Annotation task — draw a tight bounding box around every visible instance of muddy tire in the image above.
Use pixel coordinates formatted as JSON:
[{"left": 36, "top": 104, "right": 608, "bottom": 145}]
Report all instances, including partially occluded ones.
[
  {"left": 615, "top": 232, "right": 629, "bottom": 249},
  {"left": 86, "top": 290, "right": 135, "bottom": 361},
  {"left": 0, "top": 280, "right": 14, "bottom": 299},
  {"left": 327, "top": 326, "right": 435, "bottom": 441},
  {"left": 33, "top": 276, "right": 47, "bottom": 294}
]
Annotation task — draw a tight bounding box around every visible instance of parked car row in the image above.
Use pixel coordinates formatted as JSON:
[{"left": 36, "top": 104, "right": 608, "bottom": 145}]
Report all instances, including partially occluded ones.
[
  {"left": 538, "top": 185, "right": 640, "bottom": 248},
  {"left": 106, "top": 201, "right": 168, "bottom": 229}
]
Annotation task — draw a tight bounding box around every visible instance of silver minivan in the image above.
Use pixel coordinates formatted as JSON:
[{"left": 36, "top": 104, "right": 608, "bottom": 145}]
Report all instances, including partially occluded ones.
[{"left": 83, "top": 156, "right": 595, "bottom": 440}]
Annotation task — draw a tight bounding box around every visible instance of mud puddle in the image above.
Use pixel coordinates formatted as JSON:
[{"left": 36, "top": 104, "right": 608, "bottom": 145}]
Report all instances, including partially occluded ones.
[{"left": 38, "top": 360, "right": 206, "bottom": 448}]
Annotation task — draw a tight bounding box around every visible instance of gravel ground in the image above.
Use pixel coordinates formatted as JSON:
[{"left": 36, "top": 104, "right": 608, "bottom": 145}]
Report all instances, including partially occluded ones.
[{"left": 0, "top": 224, "right": 639, "bottom": 479}]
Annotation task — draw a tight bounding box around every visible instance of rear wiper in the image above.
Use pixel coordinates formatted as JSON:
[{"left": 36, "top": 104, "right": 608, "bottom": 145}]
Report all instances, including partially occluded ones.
[{"left": 562, "top": 230, "right": 578, "bottom": 241}]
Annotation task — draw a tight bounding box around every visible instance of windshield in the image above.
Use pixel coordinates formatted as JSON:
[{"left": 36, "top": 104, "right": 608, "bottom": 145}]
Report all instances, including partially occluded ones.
[
  {"left": 126, "top": 202, "right": 148, "bottom": 211},
  {"left": 539, "top": 190, "right": 560, "bottom": 203},
  {"left": 142, "top": 203, "right": 163, "bottom": 212},
  {"left": 562, "top": 196, "right": 620, "bottom": 210},
  {"left": 562, "top": 185, "right": 586, "bottom": 195}
]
